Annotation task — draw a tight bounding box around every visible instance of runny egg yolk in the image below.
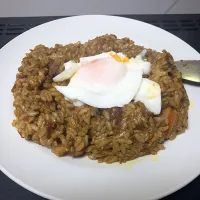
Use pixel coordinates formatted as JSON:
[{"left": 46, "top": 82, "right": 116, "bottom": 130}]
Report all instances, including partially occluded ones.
[{"left": 109, "top": 52, "right": 129, "bottom": 63}]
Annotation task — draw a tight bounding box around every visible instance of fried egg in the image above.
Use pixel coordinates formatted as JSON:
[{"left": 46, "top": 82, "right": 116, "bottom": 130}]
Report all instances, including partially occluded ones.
[
  {"left": 53, "top": 51, "right": 161, "bottom": 114},
  {"left": 55, "top": 55, "right": 143, "bottom": 108}
]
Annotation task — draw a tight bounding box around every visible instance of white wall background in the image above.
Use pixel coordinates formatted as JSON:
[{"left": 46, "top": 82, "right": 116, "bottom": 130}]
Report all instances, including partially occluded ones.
[{"left": 0, "top": 0, "right": 199, "bottom": 17}]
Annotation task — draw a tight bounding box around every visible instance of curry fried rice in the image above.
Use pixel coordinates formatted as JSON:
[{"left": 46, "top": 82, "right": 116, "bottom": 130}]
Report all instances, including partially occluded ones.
[{"left": 11, "top": 34, "right": 189, "bottom": 163}]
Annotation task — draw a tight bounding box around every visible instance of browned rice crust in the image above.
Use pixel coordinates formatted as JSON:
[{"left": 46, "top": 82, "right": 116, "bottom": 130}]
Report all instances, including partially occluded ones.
[{"left": 11, "top": 34, "right": 189, "bottom": 163}]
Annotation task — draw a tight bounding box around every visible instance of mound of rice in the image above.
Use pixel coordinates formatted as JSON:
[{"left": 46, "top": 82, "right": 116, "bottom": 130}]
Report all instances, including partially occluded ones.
[{"left": 12, "top": 34, "right": 189, "bottom": 163}]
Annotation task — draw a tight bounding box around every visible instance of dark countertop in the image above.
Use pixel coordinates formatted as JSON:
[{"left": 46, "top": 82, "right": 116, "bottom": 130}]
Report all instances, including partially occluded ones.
[{"left": 0, "top": 15, "right": 200, "bottom": 200}]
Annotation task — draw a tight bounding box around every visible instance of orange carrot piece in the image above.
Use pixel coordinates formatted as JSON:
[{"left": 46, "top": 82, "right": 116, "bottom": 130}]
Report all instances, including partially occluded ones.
[{"left": 162, "top": 107, "right": 177, "bottom": 138}]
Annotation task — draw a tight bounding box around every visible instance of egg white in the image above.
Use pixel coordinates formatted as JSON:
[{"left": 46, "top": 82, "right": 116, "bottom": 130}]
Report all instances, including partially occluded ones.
[{"left": 135, "top": 78, "right": 161, "bottom": 114}]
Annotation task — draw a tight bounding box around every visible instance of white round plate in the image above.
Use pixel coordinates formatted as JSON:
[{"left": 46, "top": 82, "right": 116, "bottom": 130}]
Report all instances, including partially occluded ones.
[{"left": 0, "top": 15, "right": 200, "bottom": 200}]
